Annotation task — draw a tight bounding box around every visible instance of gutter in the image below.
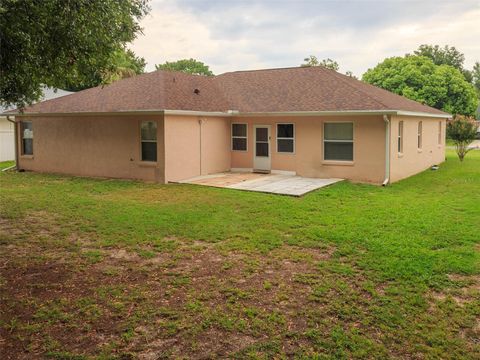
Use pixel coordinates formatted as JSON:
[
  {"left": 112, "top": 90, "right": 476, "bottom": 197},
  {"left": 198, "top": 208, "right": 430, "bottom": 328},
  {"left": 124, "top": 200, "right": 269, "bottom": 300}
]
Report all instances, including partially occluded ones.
[
  {"left": 382, "top": 115, "right": 390, "bottom": 186},
  {"left": 4, "top": 109, "right": 452, "bottom": 119},
  {"left": 5, "top": 115, "right": 18, "bottom": 171}
]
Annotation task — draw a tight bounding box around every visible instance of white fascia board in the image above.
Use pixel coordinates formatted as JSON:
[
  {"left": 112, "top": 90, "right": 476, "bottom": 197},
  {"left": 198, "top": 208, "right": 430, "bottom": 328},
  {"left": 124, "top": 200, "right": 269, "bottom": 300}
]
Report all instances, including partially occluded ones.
[
  {"left": 395, "top": 111, "right": 452, "bottom": 119},
  {"left": 163, "top": 110, "right": 231, "bottom": 117},
  {"left": 233, "top": 110, "right": 398, "bottom": 117},
  {"left": 9, "top": 110, "right": 166, "bottom": 117},
  {"left": 12, "top": 109, "right": 232, "bottom": 117},
  {"left": 8, "top": 109, "right": 451, "bottom": 119}
]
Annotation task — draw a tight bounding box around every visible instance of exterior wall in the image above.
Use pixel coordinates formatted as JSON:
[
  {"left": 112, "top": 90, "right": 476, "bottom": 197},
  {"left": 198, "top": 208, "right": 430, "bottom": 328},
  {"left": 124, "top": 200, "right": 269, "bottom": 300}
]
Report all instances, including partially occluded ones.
[
  {"left": 16, "top": 115, "right": 165, "bottom": 182},
  {"left": 164, "top": 115, "right": 230, "bottom": 182},
  {"left": 13, "top": 112, "right": 446, "bottom": 186},
  {"left": 0, "top": 116, "right": 15, "bottom": 161},
  {"left": 230, "top": 116, "right": 387, "bottom": 184},
  {"left": 389, "top": 115, "right": 446, "bottom": 182}
]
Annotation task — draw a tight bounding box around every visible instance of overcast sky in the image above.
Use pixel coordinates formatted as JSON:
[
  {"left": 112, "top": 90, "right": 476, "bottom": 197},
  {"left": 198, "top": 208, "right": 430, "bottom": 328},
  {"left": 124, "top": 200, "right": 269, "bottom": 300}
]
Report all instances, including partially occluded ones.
[{"left": 130, "top": 0, "right": 480, "bottom": 77}]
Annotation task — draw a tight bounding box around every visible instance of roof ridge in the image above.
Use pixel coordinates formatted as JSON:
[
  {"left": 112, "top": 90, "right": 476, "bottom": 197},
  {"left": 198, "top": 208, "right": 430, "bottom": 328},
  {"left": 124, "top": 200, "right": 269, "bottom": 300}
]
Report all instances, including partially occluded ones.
[
  {"left": 153, "top": 68, "right": 216, "bottom": 79},
  {"left": 323, "top": 68, "right": 390, "bottom": 110},
  {"left": 219, "top": 66, "right": 312, "bottom": 76}
]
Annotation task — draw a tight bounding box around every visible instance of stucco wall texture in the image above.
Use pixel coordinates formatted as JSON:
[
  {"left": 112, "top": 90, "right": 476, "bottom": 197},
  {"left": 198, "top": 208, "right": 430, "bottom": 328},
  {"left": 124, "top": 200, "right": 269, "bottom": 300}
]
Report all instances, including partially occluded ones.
[
  {"left": 16, "top": 114, "right": 446, "bottom": 185},
  {"left": 389, "top": 116, "right": 446, "bottom": 183},
  {"left": 230, "top": 116, "right": 387, "bottom": 184},
  {"left": 164, "top": 115, "right": 231, "bottom": 182},
  {"left": 16, "top": 115, "right": 165, "bottom": 182}
]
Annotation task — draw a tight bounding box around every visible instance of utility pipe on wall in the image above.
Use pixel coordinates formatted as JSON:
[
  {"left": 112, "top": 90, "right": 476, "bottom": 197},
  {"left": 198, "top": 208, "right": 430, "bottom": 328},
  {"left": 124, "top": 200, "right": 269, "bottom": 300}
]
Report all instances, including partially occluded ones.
[
  {"left": 383, "top": 115, "right": 390, "bottom": 186},
  {"left": 198, "top": 117, "right": 203, "bottom": 175}
]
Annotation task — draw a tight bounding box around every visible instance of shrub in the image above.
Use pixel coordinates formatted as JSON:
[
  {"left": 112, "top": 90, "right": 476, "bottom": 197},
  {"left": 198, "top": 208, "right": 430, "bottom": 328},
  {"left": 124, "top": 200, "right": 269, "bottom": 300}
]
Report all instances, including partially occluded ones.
[{"left": 447, "top": 115, "right": 478, "bottom": 161}]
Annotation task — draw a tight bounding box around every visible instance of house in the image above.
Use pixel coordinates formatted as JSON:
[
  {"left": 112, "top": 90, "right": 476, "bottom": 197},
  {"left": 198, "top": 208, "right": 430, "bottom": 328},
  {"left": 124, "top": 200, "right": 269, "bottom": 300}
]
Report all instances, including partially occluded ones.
[
  {"left": 0, "top": 87, "right": 73, "bottom": 161},
  {"left": 4, "top": 66, "right": 450, "bottom": 185}
]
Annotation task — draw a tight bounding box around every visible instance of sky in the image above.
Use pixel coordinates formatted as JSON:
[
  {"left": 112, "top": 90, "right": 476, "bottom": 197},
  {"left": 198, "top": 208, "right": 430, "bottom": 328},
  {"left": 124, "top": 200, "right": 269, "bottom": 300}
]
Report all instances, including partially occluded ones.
[{"left": 130, "top": 0, "right": 480, "bottom": 77}]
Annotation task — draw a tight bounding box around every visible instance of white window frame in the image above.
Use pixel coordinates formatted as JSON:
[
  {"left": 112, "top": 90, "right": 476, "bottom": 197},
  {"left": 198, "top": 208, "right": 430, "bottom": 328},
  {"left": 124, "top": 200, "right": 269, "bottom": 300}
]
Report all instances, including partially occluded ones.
[
  {"left": 231, "top": 123, "right": 248, "bottom": 152},
  {"left": 140, "top": 120, "right": 157, "bottom": 162},
  {"left": 323, "top": 121, "right": 354, "bottom": 162},
  {"left": 276, "top": 123, "right": 295, "bottom": 154},
  {"left": 21, "top": 120, "right": 33, "bottom": 156},
  {"left": 398, "top": 121, "right": 404, "bottom": 154},
  {"left": 417, "top": 121, "right": 423, "bottom": 150}
]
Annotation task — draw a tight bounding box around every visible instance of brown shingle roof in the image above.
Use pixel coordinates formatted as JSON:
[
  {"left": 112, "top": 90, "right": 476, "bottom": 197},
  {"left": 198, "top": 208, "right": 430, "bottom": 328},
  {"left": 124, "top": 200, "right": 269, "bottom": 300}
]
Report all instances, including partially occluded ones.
[{"left": 13, "top": 66, "right": 448, "bottom": 116}]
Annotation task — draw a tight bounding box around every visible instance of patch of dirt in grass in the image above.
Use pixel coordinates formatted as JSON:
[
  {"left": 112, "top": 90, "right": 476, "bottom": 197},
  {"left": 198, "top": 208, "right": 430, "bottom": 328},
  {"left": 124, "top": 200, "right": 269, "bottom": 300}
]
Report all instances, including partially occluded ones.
[
  {"left": 431, "top": 274, "right": 480, "bottom": 306},
  {"left": 0, "top": 239, "right": 339, "bottom": 359},
  {"left": 429, "top": 273, "right": 480, "bottom": 351}
]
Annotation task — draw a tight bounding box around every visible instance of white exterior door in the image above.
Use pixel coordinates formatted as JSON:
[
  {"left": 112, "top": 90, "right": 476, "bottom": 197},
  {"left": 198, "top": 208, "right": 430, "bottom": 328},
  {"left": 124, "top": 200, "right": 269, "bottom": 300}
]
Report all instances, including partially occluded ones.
[{"left": 253, "top": 125, "right": 271, "bottom": 172}]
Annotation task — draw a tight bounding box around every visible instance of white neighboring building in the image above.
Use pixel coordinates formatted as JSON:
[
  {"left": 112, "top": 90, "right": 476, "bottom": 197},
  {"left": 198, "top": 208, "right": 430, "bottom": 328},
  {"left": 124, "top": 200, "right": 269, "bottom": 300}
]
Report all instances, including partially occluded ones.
[{"left": 0, "top": 88, "right": 73, "bottom": 161}]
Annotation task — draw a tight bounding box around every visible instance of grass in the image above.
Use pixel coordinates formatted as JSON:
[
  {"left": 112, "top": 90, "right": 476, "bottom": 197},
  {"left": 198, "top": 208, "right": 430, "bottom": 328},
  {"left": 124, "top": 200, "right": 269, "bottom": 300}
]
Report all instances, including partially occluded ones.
[{"left": 0, "top": 150, "right": 479, "bottom": 359}]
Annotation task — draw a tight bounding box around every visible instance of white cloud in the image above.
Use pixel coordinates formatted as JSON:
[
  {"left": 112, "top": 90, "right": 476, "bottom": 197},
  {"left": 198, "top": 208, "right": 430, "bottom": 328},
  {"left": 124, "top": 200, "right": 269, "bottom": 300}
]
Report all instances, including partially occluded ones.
[{"left": 130, "top": 0, "right": 480, "bottom": 77}]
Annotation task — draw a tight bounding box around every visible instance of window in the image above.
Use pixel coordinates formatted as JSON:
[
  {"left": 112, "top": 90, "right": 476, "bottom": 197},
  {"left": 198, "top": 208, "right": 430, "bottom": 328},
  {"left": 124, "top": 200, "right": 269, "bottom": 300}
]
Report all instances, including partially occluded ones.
[
  {"left": 141, "top": 121, "right": 157, "bottom": 162},
  {"left": 277, "top": 123, "right": 294, "bottom": 153},
  {"left": 21, "top": 121, "right": 33, "bottom": 155},
  {"left": 323, "top": 122, "right": 353, "bottom": 161},
  {"left": 417, "top": 121, "right": 422, "bottom": 149},
  {"left": 438, "top": 121, "right": 442, "bottom": 145},
  {"left": 232, "top": 123, "right": 247, "bottom": 151},
  {"left": 398, "top": 121, "right": 404, "bottom": 153}
]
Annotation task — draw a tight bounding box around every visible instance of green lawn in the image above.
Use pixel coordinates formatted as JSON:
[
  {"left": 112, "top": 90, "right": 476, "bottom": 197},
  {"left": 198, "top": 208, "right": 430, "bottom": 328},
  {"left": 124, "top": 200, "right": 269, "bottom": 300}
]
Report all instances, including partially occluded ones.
[{"left": 0, "top": 151, "right": 479, "bottom": 359}]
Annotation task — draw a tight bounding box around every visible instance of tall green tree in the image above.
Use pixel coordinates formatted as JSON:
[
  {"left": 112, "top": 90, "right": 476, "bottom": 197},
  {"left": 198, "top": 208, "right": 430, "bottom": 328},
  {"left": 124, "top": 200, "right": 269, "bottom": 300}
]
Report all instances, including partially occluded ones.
[
  {"left": 155, "top": 59, "right": 213, "bottom": 76},
  {"left": 413, "top": 44, "right": 473, "bottom": 82},
  {"left": 362, "top": 55, "right": 478, "bottom": 116},
  {"left": 472, "top": 61, "right": 480, "bottom": 97},
  {"left": 0, "top": 0, "right": 150, "bottom": 109},
  {"left": 64, "top": 48, "right": 147, "bottom": 91}
]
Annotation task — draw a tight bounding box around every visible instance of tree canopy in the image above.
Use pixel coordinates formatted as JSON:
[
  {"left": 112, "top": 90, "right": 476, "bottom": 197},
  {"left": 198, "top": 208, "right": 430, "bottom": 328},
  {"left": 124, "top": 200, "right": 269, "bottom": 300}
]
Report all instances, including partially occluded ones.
[
  {"left": 64, "top": 48, "right": 147, "bottom": 91},
  {"left": 413, "top": 44, "right": 473, "bottom": 83},
  {"left": 447, "top": 116, "right": 478, "bottom": 161},
  {"left": 155, "top": 59, "right": 214, "bottom": 76},
  {"left": 0, "top": 0, "right": 150, "bottom": 109},
  {"left": 472, "top": 61, "right": 480, "bottom": 98},
  {"left": 362, "top": 55, "right": 478, "bottom": 116}
]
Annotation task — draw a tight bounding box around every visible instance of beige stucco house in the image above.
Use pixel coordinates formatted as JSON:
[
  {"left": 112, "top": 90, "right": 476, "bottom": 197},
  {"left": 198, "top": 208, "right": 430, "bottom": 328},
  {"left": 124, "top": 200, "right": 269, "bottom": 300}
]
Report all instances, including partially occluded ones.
[{"left": 4, "top": 67, "right": 450, "bottom": 185}]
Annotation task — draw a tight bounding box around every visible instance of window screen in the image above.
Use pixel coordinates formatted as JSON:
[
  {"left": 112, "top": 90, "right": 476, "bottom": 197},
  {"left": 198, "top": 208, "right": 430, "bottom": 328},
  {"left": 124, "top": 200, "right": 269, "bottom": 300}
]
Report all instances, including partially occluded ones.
[
  {"left": 398, "top": 121, "right": 404, "bottom": 153},
  {"left": 323, "top": 122, "right": 353, "bottom": 161},
  {"left": 141, "top": 121, "right": 157, "bottom": 162},
  {"left": 417, "top": 121, "right": 422, "bottom": 149},
  {"left": 277, "top": 124, "right": 294, "bottom": 153},
  {"left": 438, "top": 121, "right": 442, "bottom": 145},
  {"left": 232, "top": 124, "right": 247, "bottom": 151},
  {"left": 21, "top": 121, "right": 33, "bottom": 155}
]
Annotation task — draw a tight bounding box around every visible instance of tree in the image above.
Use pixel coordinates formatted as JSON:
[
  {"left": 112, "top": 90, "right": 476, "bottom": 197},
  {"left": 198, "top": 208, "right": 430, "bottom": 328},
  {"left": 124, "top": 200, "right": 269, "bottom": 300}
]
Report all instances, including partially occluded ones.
[
  {"left": 103, "top": 49, "right": 146, "bottom": 84},
  {"left": 65, "top": 48, "right": 147, "bottom": 91},
  {"left": 362, "top": 55, "right": 478, "bottom": 116},
  {"left": 447, "top": 116, "right": 478, "bottom": 161},
  {"left": 345, "top": 70, "right": 357, "bottom": 79},
  {"left": 301, "top": 55, "right": 339, "bottom": 71},
  {"left": 472, "top": 61, "right": 480, "bottom": 97},
  {"left": 0, "top": 0, "right": 150, "bottom": 109},
  {"left": 155, "top": 59, "right": 213, "bottom": 76},
  {"left": 413, "top": 44, "right": 472, "bottom": 82}
]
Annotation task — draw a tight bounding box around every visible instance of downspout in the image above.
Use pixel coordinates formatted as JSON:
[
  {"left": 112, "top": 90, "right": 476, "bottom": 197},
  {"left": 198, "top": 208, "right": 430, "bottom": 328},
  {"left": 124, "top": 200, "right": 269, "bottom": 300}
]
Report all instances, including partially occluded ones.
[
  {"left": 3, "top": 116, "right": 18, "bottom": 172},
  {"left": 382, "top": 115, "right": 390, "bottom": 186},
  {"left": 198, "top": 117, "right": 203, "bottom": 175}
]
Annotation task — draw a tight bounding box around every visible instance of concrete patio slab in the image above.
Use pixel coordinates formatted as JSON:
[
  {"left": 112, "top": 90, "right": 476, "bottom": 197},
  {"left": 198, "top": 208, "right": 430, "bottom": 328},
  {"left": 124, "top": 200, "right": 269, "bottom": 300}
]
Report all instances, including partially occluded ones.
[{"left": 178, "top": 172, "right": 343, "bottom": 196}]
